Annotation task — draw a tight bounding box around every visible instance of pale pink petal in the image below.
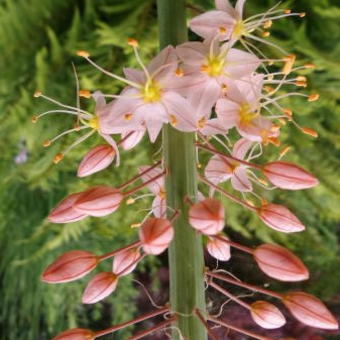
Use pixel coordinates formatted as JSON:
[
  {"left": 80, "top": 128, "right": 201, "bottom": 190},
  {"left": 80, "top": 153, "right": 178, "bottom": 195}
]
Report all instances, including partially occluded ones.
[
  {"left": 205, "top": 155, "right": 233, "bottom": 184},
  {"left": 148, "top": 46, "right": 178, "bottom": 80},
  {"left": 189, "top": 11, "right": 235, "bottom": 41},
  {"left": 121, "top": 129, "right": 145, "bottom": 150},
  {"left": 235, "top": 0, "right": 247, "bottom": 18},
  {"left": 200, "top": 118, "right": 229, "bottom": 136},
  {"left": 206, "top": 236, "right": 231, "bottom": 261},
  {"left": 225, "top": 49, "right": 261, "bottom": 78},
  {"left": 152, "top": 195, "right": 167, "bottom": 218},
  {"left": 232, "top": 138, "right": 253, "bottom": 159},
  {"left": 215, "top": 98, "right": 240, "bottom": 129},
  {"left": 215, "top": 0, "right": 234, "bottom": 13},
  {"left": 176, "top": 42, "right": 207, "bottom": 65},
  {"left": 162, "top": 92, "right": 197, "bottom": 132},
  {"left": 145, "top": 117, "right": 164, "bottom": 142},
  {"left": 123, "top": 68, "right": 146, "bottom": 85},
  {"left": 100, "top": 134, "right": 120, "bottom": 166},
  {"left": 139, "top": 166, "right": 164, "bottom": 195},
  {"left": 235, "top": 74, "right": 264, "bottom": 108},
  {"left": 231, "top": 166, "right": 252, "bottom": 192}
]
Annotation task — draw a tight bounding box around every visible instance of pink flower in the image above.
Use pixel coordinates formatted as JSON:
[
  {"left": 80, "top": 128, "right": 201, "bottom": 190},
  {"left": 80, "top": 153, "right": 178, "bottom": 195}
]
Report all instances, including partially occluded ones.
[
  {"left": 189, "top": 198, "right": 225, "bottom": 235},
  {"left": 205, "top": 138, "right": 253, "bottom": 192},
  {"left": 253, "top": 244, "right": 309, "bottom": 282},
  {"left": 73, "top": 186, "right": 123, "bottom": 217},
  {"left": 42, "top": 250, "right": 98, "bottom": 284},
  {"left": 48, "top": 193, "right": 88, "bottom": 224},
  {"left": 283, "top": 292, "right": 339, "bottom": 330},
  {"left": 120, "top": 129, "right": 146, "bottom": 150},
  {"left": 139, "top": 165, "right": 166, "bottom": 218},
  {"left": 139, "top": 218, "right": 174, "bottom": 255},
  {"left": 216, "top": 75, "right": 280, "bottom": 143},
  {"left": 82, "top": 272, "right": 119, "bottom": 304},
  {"left": 263, "top": 161, "right": 319, "bottom": 190},
  {"left": 250, "top": 301, "right": 286, "bottom": 329},
  {"left": 258, "top": 203, "right": 305, "bottom": 233},
  {"left": 112, "top": 248, "right": 141, "bottom": 276},
  {"left": 176, "top": 41, "right": 260, "bottom": 114},
  {"left": 51, "top": 328, "right": 94, "bottom": 340},
  {"left": 96, "top": 46, "right": 197, "bottom": 142},
  {"left": 206, "top": 235, "right": 231, "bottom": 261},
  {"left": 77, "top": 144, "right": 116, "bottom": 177}
]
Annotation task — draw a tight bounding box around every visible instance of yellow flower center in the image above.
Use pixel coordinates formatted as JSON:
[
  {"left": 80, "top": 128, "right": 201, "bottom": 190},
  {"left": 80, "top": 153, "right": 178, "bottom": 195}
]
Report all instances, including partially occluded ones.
[
  {"left": 232, "top": 20, "right": 246, "bottom": 38},
  {"left": 201, "top": 56, "right": 225, "bottom": 77},
  {"left": 88, "top": 116, "right": 99, "bottom": 130},
  {"left": 239, "top": 103, "right": 258, "bottom": 126},
  {"left": 141, "top": 80, "right": 162, "bottom": 103}
]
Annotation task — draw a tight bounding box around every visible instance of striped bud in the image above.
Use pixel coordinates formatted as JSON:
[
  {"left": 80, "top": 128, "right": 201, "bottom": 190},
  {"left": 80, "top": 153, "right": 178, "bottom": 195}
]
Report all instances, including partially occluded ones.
[
  {"left": 139, "top": 218, "right": 174, "bottom": 255},
  {"left": 253, "top": 244, "right": 309, "bottom": 282},
  {"left": 206, "top": 236, "right": 231, "bottom": 261},
  {"left": 112, "top": 248, "right": 141, "bottom": 276},
  {"left": 263, "top": 161, "right": 318, "bottom": 190},
  {"left": 52, "top": 328, "right": 94, "bottom": 340},
  {"left": 48, "top": 193, "right": 87, "bottom": 224},
  {"left": 250, "top": 301, "right": 286, "bottom": 329},
  {"left": 42, "top": 250, "right": 98, "bottom": 284},
  {"left": 258, "top": 203, "right": 305, "bottom": 233},
  {"left": 77, "top": 145, "right": 115, "bottom": 177},
  {"left": 283, "top": 292, "right": 338, "bottom": 330},
  {"left": 189, "top": 198, "right": 225, "bottom": 235},
  {"left": 74, "top": 186, "right": 123, "bottom": 217},
  {"left": 82, "top": 272, "right": 118, "bottom": 304}
]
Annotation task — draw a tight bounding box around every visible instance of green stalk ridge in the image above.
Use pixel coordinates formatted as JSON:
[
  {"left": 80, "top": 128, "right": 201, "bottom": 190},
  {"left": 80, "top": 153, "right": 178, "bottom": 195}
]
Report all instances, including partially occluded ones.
[{"left": 157, "top": 1, "right": 207, "bottom": 339}]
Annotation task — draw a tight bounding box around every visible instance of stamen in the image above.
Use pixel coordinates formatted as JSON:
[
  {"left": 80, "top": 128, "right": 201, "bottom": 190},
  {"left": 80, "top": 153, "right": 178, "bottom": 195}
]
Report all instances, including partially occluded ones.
[
  {"left": 304, "top": 63, "right": 316, "bottom": 69},
  {"left": 284, "top": 9, "right": 291, "bottom": 14},
  {"left": 299, "top": 12, "right": 306, "bottom": 18},
  {"left": 128, "top": 38, "right": 151, "bottom": 81},
  {"left": 301, "top": 127, "right": 318, "bottom": 138},
  {"left": 53, "top": 153, "right": 64, "bottom": 164},
  {"left": 43, "top": 140, "right": 51, "bottom": 147},
  {"left": 175, "top": 68, "right": 184, "bottom": 77},
  {"left": 263, "top": 20, "right": 272, "bottom": 29},
  {"left": 124, "top": 113, "right": 133, "bottom": 121},
  {"left": 76, "top": 50, "right": 90, "bottom": 58},
  {"left": 262, "top": 31, "right": 270, "bottom": 38},
  {"left": 308, "top": 93, "right": 320, "bottom": 102},
  {"left": 127, "top": 38, "right": 139, "bottom": 47},
  {"left": 48, "top": 126, "right": 89, "bottom": 145},
  {"left": 282, "top": 54, "right": 296, "bottom": 75},
  {"left": 33, "top": 90, "right": 42, "bottom": 98},
  {"left": 79, "top": 90, "right": 92, "bottom": 98},
  {"left": 31, "top": 115, "right": 38, "bottom": 123}
]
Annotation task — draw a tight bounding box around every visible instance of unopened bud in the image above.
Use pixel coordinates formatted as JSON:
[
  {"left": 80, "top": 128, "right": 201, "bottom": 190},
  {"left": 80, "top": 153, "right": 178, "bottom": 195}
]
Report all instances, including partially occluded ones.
[
  {"left": 113, "top": 248, "right": 141, "bottom": 276},
  {"left": 52, "top": 328, "right": 95, "bottom": 340},
  {"left": 206, "top": 236, "right": 231, "bottom": 262},
  {"left": 250, "top": 301, "right": 286, "bottom": 329}
]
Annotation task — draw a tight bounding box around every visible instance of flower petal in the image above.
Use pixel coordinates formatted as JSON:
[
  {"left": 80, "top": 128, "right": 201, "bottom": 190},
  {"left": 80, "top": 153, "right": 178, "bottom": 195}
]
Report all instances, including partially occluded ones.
[
  {"left": 231, "top": 166, "right": 252, "bottom": 192},
  {"left": 232, "top": 138, "right": 253, "bottom": 159},
  {"left": 205, "top": 155, "right": 233, "bottom": 184},
  {"left": 176, "top": 42, "right": 207, "bottom": 65}
]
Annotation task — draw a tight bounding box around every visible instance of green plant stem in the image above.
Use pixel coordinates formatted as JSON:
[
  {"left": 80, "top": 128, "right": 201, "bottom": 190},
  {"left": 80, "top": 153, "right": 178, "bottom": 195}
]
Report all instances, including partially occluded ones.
[{"left": 157, "top": 1, "right": 207, "bottom": 339}]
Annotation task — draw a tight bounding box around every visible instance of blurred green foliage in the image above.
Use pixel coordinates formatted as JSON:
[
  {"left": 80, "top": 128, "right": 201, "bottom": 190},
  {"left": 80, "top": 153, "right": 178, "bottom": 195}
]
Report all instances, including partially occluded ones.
[{"left": 0, "top": 0, "right": 339, "bottom": 340}]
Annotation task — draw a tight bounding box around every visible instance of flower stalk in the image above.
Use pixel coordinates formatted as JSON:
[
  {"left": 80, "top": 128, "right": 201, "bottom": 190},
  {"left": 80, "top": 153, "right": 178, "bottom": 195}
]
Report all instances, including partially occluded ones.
[{"left": 158, "top": 0, "right": 207, "bottom": 339}]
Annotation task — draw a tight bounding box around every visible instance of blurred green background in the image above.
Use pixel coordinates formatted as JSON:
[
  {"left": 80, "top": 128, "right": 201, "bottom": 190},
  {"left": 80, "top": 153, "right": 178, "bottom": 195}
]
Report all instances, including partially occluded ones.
[{"left": 0, "top": 0, "right": 339, "bottom": 339}]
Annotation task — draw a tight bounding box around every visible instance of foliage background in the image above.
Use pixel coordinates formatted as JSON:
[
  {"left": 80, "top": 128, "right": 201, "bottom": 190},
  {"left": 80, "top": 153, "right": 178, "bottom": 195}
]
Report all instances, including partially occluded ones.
[{"left": 0, "top": 0, "right": 339, "bottom": 339}]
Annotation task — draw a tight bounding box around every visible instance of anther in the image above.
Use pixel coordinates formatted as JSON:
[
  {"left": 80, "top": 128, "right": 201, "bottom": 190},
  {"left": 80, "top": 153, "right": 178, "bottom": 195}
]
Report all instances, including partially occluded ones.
[
  {"left": 197, "top": 117, "right": 206, "bottom": 129},
  {"left": 169, "top": 114, "right": 178, "bottom": 127},
  {"left": 34, "top": 90, "right": 42, "bottom": 98},
  {"left": 131, "top": 223, "right": 141, "bottom": 228},
  {"left": 296, "top": 76, "right": 307, "bottom": 82},
  {"left": 268, "top": 137, "right": 281, "bottom": 147},
  {"left": 31, "top": 115, "right": 39, "bottom": 123},
  {"left": 43, "top": 140, "right": 51, "bottom": 147},
  {"left": 127, "top": 38, "right": 139, "bottom": 47},
  {"left": 175, "top": 68, "right": 184, "bottom": 77},
  {"left": 76, "top": 50, "right": 90, "bottom": 58},
  {"left": 53, "top": 153, "right": 64, "bottom": 164},
  {"left": 126, "top": 198, "right": 135, "bottom": 205},
  {"left": 263, "top": 20, "right": 273, "bottom": 29},
  {"left": 299, "top": 12, "right": 306, "bottom": 18},
  {"left": 284, "top": 9, "right": 291, "bottom": 14},
  {"left": 308, "top": 94, "right": 319, "bottom": 102},
  {"left": 280, "top": 146, "right": 291, "bottom": 157},
  {"left": 79, "top": 90, "right": 92, "bottom": 98},
  {"left": 282, "top": 54, "right": 296, "bottom": 75},
  {"left": 295, "top": 80, "right": 307, "bottom": 87},
  {"left": 124, "top": 113, "right": 133, "bottom": 121},
  {"left": 262, "top": 31, "right": 270, "bottom": 38},
  {"left": 302, "top": 127, "right": 318, "bottom": 138},
  {"left": 197, "top": 163, "right": 202, "bottom": 169},
  {"left": 73, "top": 124, "right": 81, "bottom": 131},
  {"left": 219, "top": 26, "right": 227, "bottom": 34},
  {"left": 304, "top": 63, "right": 316, "bottom": 69}
]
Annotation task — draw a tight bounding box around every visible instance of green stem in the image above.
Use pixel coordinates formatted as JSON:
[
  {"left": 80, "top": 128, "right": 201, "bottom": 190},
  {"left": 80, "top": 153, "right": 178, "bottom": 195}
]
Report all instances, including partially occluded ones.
[{"left": 157, "top": 1, "right": 207, "bottom": 339}]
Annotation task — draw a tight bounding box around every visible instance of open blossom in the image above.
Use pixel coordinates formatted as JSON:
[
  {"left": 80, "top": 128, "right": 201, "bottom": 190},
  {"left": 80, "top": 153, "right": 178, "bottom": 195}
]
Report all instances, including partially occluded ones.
[
  {"left": 206, "top": 235, "right": 231, "bottom": 261},
  {"left": 250, "top": 301, "right": 286, "bottom": 329},
  {"left": 139, "top": 166, "right": 166, "bottom": 218},
  {"left": 86, "top": 45, "right": 197, "bottom": 142},
  {"left": 189, "top": 198, "right": 225, "bottom": 235},
  {"left": 176, "top": 40, "right": 260, "bottom": 114},
  {"left": 253, "top": 243, "right": 309, "bottom": 282},
  {"left": 216, "top": 75, "right": 280, "bottom": 143},
  {"left": 283, "top": 292, "right": 339, "bottom": 330},
  {"left": 205, "top": 138, "right": 253, "bottom": 192},
  {"left": 42, "top": 250, "right": 98, "bottom": 284},
  {"left": 77, "top": 144, "right": 116, "bottom": 177},
  {"left": 52, "top": 328, "right": 94, "bottom": 340},
  {"left": 263, "top": 161, "right": 319, "bottom": 190}
]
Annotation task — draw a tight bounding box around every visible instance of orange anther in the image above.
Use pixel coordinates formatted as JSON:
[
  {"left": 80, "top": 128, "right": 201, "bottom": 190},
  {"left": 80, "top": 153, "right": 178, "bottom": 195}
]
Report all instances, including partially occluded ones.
[
  {"left": 124, "top": 113, "right": 133, "bottom": 121},
  {"left": 284, "top": 9, "right": 292, "bottom": 14},
  {"left": 219, "top": 26, "right": 227, "bottom": 34},
  {"left": 304, "top": 63, "right": 316, "bottom": 69},
  {"left": 76, "top": 50, "right": 90, "bottom": 58},
  {"left": 31, "top": 115, "right": 38, "bottom": 123},
  {"left": 79, "top": 90, "right": 91, "bottom": 98},
  {"left": 34, "top": 90, "right": 42, "bottom": 98},
  {"left": 263, "top": 20, "right": 273, "bottom": 29},
  {"left": 53, "top": 153, "right": 64, "bottom": 164},
  {"left": 127, "top": 38, "right": 139, "bottom": 47},
  {"left": 299, "top": 12, "right": 306, "bottom": 18},
  {"left": 308, "top": 94, "right": 319, "bottom": 102},
  {"left": 43, "top": 140, "right": 51, "bottom": 147},
  {"left": 175, "top": 68, "right": 184, "bottom": 77},
  {"left": 262, "top": 31, "right": 270, "bottom": 38},
  {"left": 302, "top": 127, "right": 318, "bottom": 138}
]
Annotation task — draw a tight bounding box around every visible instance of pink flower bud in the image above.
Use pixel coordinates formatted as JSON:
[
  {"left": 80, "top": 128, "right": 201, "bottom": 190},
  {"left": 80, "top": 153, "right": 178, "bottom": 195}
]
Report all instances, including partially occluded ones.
[
  {"left": 258, "top": 203, "right": 305, "bottom": 233},
  {"left": 253, "top": 244, "right": 309, "bottom": 282},
  {"left": 82, "top": 272, "right": 118, "bottom": 304},
  {"left": 74, "top": 186, "right": 123, "bottom": 217},
  {"left": 283, "top": 292, "right": 339, "bottom": 330},
  {"left": 77, "top": 145, "right": 115, "bottom": 177},
  {"left": 42, "top": 250, "right": 98, "bottom": 283},
  {"left": 250, "top": 301, "right": 286, "bottom": 329},
  {"left": 112, "top": 248, "right": 141, "bottom": 276},
  {"left": 52, "top": 328, "right": 94, "bottom": 340},
  {"left": 48, "top": 193, "right": 87, "bottom": 224},
  {"left": 189, "top": 198, "right": 225, "bottom": 235},
  {"left": 206, "top": 236, "right": 231, "bottom": 261},
  {"left": 139, "top": 218, "right": 174, "bottom": 255},
  {"left": 263, "top": 161, "right": 319, "bottom": 190}
]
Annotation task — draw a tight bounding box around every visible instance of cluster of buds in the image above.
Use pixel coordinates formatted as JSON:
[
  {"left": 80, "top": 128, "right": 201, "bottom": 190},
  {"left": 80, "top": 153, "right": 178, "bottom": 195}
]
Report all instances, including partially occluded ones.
[{"left": 33, "top": 0, "right": 338, "bottom": 339}]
